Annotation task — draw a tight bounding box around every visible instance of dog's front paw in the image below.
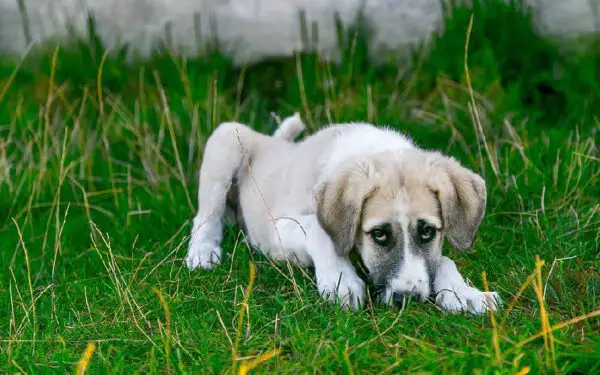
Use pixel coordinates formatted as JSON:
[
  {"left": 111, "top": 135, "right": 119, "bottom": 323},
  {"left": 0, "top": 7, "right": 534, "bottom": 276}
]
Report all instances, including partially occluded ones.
[
  {"left": 185, "top": 240, "right": 222, "bottom": 270},
  {"left": 436, "top": 287, "right": 500, "bottom": 315},
  {"left": 316, "top": 268, "right": 366, "bottom": 311}
]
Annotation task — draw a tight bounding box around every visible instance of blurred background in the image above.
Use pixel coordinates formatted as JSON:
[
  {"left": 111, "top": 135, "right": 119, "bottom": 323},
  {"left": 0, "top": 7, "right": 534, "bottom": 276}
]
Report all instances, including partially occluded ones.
[
  {"left": 0, "top": 0, "right": 598, "bottom": 373},
  {"left": 1, "top": 0, "right": 599, "bottom": 64}
]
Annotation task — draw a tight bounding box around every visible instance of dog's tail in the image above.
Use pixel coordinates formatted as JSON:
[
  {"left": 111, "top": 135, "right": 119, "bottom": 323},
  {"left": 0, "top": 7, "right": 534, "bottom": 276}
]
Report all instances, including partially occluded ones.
[{"left": 273, "top": 112, "right": 305, "bottom": 141}]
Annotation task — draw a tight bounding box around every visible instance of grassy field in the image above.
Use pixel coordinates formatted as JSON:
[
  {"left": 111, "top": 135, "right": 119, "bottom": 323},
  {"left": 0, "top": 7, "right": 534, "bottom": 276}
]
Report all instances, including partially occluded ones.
[{"left": 1, "top": 1, "right": 599, "bottom": 373}]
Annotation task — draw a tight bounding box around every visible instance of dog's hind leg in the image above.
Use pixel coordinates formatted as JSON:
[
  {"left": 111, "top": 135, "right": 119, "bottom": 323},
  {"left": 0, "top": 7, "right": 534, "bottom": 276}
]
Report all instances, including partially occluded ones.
[
  {"left": 273, "top": 112, "right": 305, "bottom": 141},
  {"left": 185, "top": 122, "right": 262, "bottom": 270}
]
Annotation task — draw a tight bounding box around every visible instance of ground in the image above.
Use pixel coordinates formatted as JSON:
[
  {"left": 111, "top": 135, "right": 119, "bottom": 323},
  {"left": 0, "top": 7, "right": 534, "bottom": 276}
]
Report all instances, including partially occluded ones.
[{"left": 0, "top": 1, "right": 598, "bottom": 374}]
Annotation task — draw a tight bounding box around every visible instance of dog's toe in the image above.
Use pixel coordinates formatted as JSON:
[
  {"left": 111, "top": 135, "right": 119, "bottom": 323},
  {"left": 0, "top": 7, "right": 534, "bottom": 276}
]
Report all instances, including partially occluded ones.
[
  {"left": 436, "top": 288, "right": 500, "bottom": 315},
  {"left": 435, "top": 290, "right": 466, "bottom": 313},
  {"left": 317, "top": 271, "right": 366, "bottom": 311},
  {"left": 468, "top": 291, "right": 501, "bottom": 314},
  {"left": 185, "top": 242, "right": 222, "bottom": 270}
]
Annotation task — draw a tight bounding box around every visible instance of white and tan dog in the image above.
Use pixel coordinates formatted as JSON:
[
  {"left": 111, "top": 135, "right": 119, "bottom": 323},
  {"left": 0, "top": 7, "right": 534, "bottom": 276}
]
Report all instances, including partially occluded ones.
[{"left": 185, "top": 113, "right": 500, "bottom": 313}]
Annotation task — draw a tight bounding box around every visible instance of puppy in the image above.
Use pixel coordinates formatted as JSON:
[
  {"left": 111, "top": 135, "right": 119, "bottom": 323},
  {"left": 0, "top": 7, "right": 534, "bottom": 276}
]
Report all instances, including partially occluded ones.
[{"left": 185, "top": 113, "right": 500, "bottom": 313}]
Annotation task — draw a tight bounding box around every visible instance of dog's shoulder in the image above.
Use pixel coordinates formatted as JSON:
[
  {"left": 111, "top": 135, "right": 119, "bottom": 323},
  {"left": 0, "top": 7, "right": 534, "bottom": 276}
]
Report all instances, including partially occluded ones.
[{"left": 315, "top": 123, "right": 415, "bottom": 177}]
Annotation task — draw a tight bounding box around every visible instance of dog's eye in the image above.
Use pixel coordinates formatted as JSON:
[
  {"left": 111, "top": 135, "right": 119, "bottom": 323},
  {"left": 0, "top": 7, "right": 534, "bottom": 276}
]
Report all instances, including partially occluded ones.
[
  {"left": 418, "top": 224, "right": 436, "bottom": 243},
  {"left": 370, "top": 227, "right": 391, "bottom": 246}
]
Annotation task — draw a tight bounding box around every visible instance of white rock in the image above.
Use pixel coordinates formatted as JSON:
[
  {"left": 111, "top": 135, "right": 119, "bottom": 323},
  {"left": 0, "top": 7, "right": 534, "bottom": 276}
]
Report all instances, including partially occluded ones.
[{"left": 0, "top": 0, "right": 598, "bottom": 64}]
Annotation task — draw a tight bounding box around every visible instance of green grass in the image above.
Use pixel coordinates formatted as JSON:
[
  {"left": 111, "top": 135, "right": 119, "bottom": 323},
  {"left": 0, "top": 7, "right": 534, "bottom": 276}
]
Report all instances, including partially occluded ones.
[{"left": 1, "top": 0, "right": 599, "bottom": 373}]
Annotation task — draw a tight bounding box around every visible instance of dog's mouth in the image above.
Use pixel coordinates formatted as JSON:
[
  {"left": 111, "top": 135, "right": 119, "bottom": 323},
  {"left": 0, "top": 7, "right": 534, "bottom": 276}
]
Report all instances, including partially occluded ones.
[
  {"left": 350, "top": 249, "right": 432, "bottom": 308},
  {"left": 384, "top": 288, "right": 429, "bottom": 306},
  {"left": 368, "top": 282, "right": 431, "bottom": 308}
]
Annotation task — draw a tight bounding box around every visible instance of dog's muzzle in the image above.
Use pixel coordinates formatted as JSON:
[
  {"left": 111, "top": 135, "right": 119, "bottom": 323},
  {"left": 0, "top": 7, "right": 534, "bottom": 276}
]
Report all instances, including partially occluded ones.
[{"left": 391, "top": 291, "right": 420, "bottom": 307}]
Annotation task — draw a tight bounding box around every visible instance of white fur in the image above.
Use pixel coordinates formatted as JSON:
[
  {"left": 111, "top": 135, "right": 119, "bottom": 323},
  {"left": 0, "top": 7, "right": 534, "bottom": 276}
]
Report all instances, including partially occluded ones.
[
  {"left": 317, "top": 124, "right": 414, "bottom": 183},
  {"left": 273, "top": 112, "right": 305, "bottom": 141},
  {"left": 186, "top": 114, "right": 499, "bottom": 313}
]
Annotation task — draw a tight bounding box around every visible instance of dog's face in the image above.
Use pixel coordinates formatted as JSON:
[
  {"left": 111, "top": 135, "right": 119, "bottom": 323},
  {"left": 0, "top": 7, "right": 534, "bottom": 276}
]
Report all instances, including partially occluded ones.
[{"left": 317, "top": 149, "right": 487, "bottom": 306}]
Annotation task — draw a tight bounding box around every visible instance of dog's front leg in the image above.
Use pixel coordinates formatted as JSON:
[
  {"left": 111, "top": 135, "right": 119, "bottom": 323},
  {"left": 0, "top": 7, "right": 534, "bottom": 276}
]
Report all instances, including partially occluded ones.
[
  {"left": 308, "top": 224, "right": 366, "bottom": 311},
  {"left": 277, "top": 215, "right": 366, "bottom": 310},
  {"left": 433, "top": 256, "right": 501, "bottom": 314}
]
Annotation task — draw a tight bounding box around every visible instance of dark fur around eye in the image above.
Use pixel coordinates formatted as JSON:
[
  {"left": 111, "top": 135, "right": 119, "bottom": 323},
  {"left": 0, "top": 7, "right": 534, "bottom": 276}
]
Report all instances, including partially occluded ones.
[
  {"left": 417, "top": 220, "right": 437, "bottom": 243},
  {"left": 369, "top": 224, "right": 393, "bottom": 247}
]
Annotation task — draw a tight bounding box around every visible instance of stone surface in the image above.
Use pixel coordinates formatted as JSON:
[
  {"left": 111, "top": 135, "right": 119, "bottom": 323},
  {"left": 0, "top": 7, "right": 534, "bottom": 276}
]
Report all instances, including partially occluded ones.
[{"left": 1, "top": 0, "right": 598, "bottom": 64}]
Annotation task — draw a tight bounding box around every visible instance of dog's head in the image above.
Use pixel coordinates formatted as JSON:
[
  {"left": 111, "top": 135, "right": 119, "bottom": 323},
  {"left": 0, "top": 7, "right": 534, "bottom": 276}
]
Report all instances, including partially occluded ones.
[{"left": 316, "top": 149, "right": 487, "bottom": 306}]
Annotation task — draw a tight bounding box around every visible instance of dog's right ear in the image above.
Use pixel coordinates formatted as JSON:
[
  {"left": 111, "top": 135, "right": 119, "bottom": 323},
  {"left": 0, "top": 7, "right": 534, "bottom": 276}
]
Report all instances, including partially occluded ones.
[
  {"left": 425, "top": 154, "right": 487, "bottom": 251},
  {"left": 316, "top": 161, "right": 378, "bottom": 257}
]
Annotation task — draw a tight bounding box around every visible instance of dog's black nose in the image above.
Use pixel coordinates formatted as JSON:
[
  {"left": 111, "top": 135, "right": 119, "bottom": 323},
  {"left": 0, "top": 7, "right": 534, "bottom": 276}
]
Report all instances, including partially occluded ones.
[{"left": 392, "top": 292, "right": 415, "bottom": 307}]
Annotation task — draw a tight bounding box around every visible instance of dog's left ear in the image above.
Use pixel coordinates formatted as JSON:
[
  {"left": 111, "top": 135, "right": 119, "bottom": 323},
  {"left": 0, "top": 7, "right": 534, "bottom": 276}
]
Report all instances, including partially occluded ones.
[
  {"left": 428, "top": 154, "right": 487, "bottom": 250},
  {"left": 316, "top": 161, "right": 378, "bottom": 256}
]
